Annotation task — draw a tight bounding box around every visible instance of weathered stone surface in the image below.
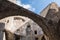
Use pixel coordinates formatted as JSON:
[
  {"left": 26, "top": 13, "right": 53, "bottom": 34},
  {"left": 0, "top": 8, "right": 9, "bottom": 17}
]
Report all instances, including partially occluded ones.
[
  {"left": 0, "top": 0, "right": 46, "bottom": 40},
  {"left": 1, "top": 0, "right": 60, "bottom": 40},
  {"left": 0, "top": 0, "right": 47, "bottom": 34}
]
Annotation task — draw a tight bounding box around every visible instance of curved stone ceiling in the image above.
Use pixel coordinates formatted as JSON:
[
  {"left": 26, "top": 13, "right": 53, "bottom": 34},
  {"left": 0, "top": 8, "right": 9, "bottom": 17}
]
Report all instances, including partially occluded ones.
[{"left": 0, "top": 16, "right": 43, "bottom": 36}]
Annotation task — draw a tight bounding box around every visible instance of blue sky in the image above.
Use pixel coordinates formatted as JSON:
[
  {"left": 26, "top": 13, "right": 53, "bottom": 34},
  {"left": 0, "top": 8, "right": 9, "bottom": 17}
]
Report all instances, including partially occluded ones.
[{"left": 17, "top": 0, "right": 60, "bottom": 14}]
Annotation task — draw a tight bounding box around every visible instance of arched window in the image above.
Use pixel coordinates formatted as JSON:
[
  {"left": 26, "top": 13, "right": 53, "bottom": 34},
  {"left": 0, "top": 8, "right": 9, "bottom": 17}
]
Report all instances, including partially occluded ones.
[
  {"left": 26, "top": 25, "right": 31, "bottom": 35},
  {"left": 27, "top": 25, "right": 31, "bottom": 28},
  {"left": 34, "top": 30, "right": 37, "bottom": 34}
]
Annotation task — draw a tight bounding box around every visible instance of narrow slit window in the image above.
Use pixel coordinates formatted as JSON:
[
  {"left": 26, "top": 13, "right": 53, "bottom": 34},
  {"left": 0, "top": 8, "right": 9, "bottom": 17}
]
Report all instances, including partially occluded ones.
[{"left": 34, "top": 30, "right": 37, "bottom": 34}]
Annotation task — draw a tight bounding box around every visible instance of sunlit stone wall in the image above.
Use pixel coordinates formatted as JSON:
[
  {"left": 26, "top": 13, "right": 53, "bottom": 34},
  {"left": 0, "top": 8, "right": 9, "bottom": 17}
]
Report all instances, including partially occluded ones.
[{"left": 8, "top": 0, "right": 16, "bottom": 3}]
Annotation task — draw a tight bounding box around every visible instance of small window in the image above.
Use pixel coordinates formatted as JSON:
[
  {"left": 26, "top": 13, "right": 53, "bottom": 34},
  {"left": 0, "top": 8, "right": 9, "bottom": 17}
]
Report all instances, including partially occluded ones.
[
  {"left": 27, "top": 25, "right": 31, "bottom": 28},
  {"left": 35, "top": 37, "right": 38, "bottom": 40},
  {"left": 34, "top": 30, "right": 37, "bottom": 34},
  {"left": 48, "top": 20, "right": 53, "bottom": 25},
  {"left": 7, "top": 20, "right": 9, "bottom": 23}
]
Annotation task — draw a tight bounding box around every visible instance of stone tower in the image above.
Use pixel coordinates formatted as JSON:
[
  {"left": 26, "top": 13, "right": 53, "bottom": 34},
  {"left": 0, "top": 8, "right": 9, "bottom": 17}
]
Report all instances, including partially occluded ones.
[
  {"left": 40, "top": 2, "right": 59, "bottom": 17},
  {"left": 40, "top": 2, "right": 60, "bottom": 40}
]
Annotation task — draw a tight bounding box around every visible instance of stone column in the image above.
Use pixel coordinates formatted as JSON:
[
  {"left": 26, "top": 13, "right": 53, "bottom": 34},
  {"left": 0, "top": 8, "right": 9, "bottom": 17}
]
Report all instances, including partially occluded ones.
[
  {"left": 0, "top": 23, "right": 5, "bottom": 40},
  {"left": 3, "top": 32, "right": 6, "bottom": 40}
]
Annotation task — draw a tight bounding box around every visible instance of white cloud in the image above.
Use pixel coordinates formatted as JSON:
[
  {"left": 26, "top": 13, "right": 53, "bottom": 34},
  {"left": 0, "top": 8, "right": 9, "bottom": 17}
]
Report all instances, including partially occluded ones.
[{"left": 16, "top": 0, "right": 35, "bottom": 11}]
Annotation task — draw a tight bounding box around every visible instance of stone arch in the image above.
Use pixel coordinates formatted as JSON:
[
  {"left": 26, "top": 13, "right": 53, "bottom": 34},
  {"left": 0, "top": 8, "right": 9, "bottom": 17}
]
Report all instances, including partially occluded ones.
[
  {"left": 0, "top": 15, "right": 44, "bottom": 40},
  {"left": 0, "top": 0, "right": 48, "bottom": 33},
  {"left": 0, "top": 0, "right": 48, "bottom": 40}
]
